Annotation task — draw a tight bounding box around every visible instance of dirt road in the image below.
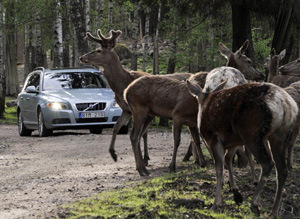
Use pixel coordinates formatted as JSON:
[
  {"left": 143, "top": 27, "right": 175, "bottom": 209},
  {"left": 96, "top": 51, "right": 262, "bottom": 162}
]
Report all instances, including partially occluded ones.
[{"left": 0, "top": 124, "right": 192, "bottom": 219}]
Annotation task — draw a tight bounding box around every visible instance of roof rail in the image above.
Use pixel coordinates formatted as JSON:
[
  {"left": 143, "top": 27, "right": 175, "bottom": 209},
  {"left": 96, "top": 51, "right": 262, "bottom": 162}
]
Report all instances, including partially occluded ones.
[{"left": 34, "top": 67, "right": 45, "bottom": 72}]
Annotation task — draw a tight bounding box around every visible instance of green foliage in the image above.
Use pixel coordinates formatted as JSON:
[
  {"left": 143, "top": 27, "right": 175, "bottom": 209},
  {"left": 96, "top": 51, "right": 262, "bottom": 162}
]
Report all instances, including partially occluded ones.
[
  {"left": 0, "top": 97, "right": 17, "bottom": 125},
  {"left": 252, "top": 28, "right": 272, "bottom": 71}
]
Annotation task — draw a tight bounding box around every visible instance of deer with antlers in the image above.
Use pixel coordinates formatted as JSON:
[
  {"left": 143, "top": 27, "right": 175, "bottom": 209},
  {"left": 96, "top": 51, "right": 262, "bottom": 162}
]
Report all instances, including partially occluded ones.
[{"left": 80, "top": 30, "right": 207, "bottom": 173}]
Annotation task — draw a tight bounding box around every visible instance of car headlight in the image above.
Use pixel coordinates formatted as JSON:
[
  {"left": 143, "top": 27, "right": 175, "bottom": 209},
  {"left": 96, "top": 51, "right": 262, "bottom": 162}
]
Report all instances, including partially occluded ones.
[
  {"left": 112, "top": 100, "right": 119, "bottom": 108},
  {"left": 47, "top": 102, "right": 69, "bottom": 110}
]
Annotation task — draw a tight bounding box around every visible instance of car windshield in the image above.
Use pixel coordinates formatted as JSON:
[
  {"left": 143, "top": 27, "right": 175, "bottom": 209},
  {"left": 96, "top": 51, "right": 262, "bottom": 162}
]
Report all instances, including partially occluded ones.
[{"left": 43, "top": 72, "right": 109, "bottom": 90}]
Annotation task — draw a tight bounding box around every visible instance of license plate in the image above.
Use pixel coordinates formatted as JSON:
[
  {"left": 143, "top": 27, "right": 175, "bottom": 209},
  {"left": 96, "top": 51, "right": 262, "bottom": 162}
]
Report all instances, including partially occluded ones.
[{"left": 79, "top": 112, "right": 105, "bottom": 118}]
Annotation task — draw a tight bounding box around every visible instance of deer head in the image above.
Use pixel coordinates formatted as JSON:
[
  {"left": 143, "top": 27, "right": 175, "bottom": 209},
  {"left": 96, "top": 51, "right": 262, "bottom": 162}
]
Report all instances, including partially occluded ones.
[
  {"left": 264, "top": 48, "right": 286, "bottom": 82},
  {"left": 219, "top": 40, "right": 265, "bottom": 81},
  {"left": 279, "top": 57, "right": 300, "bottom": 76},
  {"left": 79, "top": 29, "right": 122, "bottom": 67}
]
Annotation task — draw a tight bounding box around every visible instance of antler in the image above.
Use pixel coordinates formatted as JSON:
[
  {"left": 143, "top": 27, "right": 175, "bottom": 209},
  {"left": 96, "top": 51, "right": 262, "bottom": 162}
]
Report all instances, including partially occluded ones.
[{"left": 85, "top": 29, "right": 122, "bottom": 49}]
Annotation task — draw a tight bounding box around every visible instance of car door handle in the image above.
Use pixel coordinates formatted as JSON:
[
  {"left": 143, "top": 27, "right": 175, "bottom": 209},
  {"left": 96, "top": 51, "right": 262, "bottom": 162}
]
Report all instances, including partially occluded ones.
[{"left": 26, "top": 97, "right": 30, "bottom": 100}]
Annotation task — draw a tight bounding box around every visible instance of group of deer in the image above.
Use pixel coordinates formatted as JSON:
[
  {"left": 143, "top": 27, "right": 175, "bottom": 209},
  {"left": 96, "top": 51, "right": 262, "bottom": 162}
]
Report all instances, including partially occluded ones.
[{"left": 80, "top": 29, "right": 300, "bottom": 217}]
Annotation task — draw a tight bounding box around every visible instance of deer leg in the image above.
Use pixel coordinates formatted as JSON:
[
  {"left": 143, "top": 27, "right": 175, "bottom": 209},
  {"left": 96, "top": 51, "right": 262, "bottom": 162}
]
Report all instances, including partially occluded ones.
[
  {"left": 225, "top": 147, "right": 243, "bottom": 206},
  {"left": 169, "top": 122, "right": 183, "bottom": 173},
  {"left": 245, "top": 146, "right": 258, "bottom": 184},
  {"left": 286, "top": 124, "right": 299, "bottom": 170},
  {"left": 245, "top": 139, "right": 274, "bottom": 217},
  {"left": 130, "top": 113, "right": 150, "bottom": 176},
  {"left": 140, "top": 116, "right": 155, "bottom": 166},
  {"left": 210, "top": 139, "right": 225, "bottom": 211},
  {"left": 182, "top": 140, "right": 193, "bottom": 162},
  {"left": 109, "top": 111, "right": 131, "bottom": 161},
  {"left": 268, "top": 137, "right": 288, "bottom": 217},
  {"left": 189, "top": 127, "right": 206, "bottom": 167}
]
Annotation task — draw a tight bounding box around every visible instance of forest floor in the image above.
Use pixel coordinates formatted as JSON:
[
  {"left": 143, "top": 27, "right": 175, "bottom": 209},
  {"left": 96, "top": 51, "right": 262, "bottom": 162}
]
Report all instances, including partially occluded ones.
[{"left": 0, "top": 124, "right": 300, "bottom": 218}]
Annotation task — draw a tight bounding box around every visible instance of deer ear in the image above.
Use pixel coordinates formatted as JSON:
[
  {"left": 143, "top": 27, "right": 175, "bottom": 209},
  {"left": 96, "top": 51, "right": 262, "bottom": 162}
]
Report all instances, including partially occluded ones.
[
  {"left": 187, "top": 80, "right": 202, "bottom": 98},
  {"left": 212, "top": 78, "right": 228, "bottom": 93},
  {"left": 219, "top": 42, "right": 231, "bottom": 59},
  {"left": 279, "top": 49, "right": 286, "bottom": 60},
  {"left": 240, "top": 39, "right": 249, "bottom": 54}
]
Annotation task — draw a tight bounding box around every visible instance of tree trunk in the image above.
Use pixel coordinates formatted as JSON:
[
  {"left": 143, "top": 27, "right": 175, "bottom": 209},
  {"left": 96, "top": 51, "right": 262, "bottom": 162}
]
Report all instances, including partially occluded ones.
[
  {"left": 231, "top": 0, "right": 254, "bottom": 60},
  {"left": 153, "top": 3, "right": 161, "bottom": 75},
  {"left": 24, "top": 23, "right": 31, "bottom": 79},
  {"left": 53, "top": 0, "right": 63, "bottom": 68},
  {"left": 142, "top": 7, "right": 150, "bottom": 72},
  {"left": 131, "top": 3, "right": 140, "bottom": 71},
  {"left": 4, "top": 1, "right": 19, "bottom": 96},
  {"left": 0, "top": 0, "right": 5, "bottom": 119},
  {"left": 167, "top": 11, "right": 177, "bottom": 74},
  {"left": 108, "top": 0, "right": 113, "bottom": 30},
  {"left": 99, "top": 0, "right": 104, "bottom": 27},
  {"left": 271, "top": 0, "right": 296, "bottom": 64},
  {"left": 70, "top": 0, "right": 88, "bottom": 66},
  {"left": 61, "top": 0, "right": 70, "bottom": 67}
]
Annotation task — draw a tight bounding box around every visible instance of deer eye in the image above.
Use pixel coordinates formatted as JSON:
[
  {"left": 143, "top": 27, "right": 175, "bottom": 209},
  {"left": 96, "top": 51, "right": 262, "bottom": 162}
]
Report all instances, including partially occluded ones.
[{"left": 97, "top": 50, "right": 101, "bottom": 53}]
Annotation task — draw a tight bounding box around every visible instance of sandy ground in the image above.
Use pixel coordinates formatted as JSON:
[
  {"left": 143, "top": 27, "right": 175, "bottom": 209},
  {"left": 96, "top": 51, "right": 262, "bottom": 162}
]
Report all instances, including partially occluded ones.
[{"left": 0, "top": 124, "right": 192, "bottom": 219}]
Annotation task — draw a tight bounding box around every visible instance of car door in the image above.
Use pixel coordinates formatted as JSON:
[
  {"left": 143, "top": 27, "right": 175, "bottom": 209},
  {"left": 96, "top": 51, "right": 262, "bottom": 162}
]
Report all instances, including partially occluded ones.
[{"left": 19, "top": 72, "right": 41, "bottom": 126}]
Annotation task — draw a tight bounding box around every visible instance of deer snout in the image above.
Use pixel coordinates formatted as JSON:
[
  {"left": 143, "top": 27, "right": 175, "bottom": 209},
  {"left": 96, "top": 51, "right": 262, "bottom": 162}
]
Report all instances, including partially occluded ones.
[{"left": 79, "top": 56, "right": 87, "bottom": 64}]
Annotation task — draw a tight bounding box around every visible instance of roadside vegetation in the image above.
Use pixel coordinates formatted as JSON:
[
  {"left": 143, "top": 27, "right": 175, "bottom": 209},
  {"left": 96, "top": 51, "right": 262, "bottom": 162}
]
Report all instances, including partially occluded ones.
[
  {"left": 57, "top": 143, "right": 300, "bottom": 219},
  {"left": 0, "top": 97, "right": 17, "bottom": 124}
]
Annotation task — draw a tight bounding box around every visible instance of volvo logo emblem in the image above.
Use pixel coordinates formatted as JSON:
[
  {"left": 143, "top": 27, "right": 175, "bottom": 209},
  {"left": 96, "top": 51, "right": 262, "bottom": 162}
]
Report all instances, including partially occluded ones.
[{"left": 88, "top": 104, "right": 94, "bottom": 109}]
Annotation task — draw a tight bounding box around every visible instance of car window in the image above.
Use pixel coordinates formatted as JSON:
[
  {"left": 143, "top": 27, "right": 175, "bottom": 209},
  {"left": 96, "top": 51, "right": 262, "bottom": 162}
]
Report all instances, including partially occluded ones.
[
  {"left": 43, "top": 72, "right": 109, "bottom": 90},
  {"left": 24, "top": 73, "right": 40, "bottom": 92}
]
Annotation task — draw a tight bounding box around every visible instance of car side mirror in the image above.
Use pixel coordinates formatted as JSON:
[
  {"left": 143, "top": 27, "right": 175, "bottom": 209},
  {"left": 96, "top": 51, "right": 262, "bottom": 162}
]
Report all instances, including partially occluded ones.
[{"left": 26, "top": 86, "right": 38, "bottom": 93}]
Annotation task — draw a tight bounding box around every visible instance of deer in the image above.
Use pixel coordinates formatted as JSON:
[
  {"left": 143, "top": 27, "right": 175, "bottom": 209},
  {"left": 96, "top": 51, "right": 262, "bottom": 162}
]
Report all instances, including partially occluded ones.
[
  {"left": 279, "top": 57, "right": 300, "bottom": 75},
  {"left": 265, "top": 48, "right": 300, "bottom": 169},
  {"left": 123, "top": 67, "right": 243, "bottom": 176},
  {"left": 187, "top": 79, "right": 298, "bottom": 217},
  {"left": 79, "top": 29, "right": 206, "bottom": 168},
  {"left": 218, "top": 40, "right": 265, "bottom": 81},
  {"left": 265, "top": 48, "right": 300, "bottom": 88}
]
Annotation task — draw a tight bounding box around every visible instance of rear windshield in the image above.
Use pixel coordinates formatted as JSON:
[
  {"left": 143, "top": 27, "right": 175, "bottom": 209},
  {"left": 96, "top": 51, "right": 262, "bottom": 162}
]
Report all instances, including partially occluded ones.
[{"left": 43, "top": 72, "right": 109, "bottom": 90}]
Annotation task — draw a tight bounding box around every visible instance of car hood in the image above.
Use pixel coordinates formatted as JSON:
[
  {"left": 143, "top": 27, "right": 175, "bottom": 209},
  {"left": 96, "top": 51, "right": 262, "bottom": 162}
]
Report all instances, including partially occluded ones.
[{"left": 42, "top": 88, "right": 115, "bottom": 103}]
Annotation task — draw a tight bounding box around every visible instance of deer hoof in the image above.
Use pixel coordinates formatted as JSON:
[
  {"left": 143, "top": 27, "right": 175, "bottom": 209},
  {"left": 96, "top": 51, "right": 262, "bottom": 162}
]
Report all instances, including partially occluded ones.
[
  {"left": 144, "top": 157, "right": 150, "bottom": 166},
  {"left": 250, "top": 203, "right": 260, "bottom": 217},
  {"left": 232, "top": 189, "right": 243, "bottom": 206},
  {"left": 211, "top": 203, "right": 223, "bottom": 213},
  {"left": 109, "top": 149, "right": 118, "bottom": 162}
]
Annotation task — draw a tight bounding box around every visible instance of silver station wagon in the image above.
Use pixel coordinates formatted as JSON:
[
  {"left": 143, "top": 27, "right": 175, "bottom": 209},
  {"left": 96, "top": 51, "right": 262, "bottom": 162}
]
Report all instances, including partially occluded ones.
[{"left": 17, "top": 66, "right": 127, "bottom": 137}]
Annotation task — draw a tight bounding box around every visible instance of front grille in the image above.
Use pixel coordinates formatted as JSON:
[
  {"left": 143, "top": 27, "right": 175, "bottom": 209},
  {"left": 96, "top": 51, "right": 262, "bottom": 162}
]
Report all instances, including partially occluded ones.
[
  {"left": 76, "top": 102, "right": 106, "bottom": 111},
  {"left": 76, "top": 117, "right": 108, "bottom": 123},
  {"left": 52, "top": 118, "right": 71, "bottom": 124},
  {"left": 112, "top": 116, "right": 120, "bottom": 122}
]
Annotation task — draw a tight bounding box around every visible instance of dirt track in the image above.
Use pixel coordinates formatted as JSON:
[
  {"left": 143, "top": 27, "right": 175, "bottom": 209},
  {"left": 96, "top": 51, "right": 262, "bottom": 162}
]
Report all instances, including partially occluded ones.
[{"left": 0, "top": 124, "right": 192, "bottom": 219}]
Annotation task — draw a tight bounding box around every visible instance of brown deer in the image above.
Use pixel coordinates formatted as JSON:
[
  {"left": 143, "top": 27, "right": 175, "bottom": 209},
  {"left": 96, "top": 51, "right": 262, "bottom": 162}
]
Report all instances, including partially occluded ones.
[
  {"left": 265, "top": 48, "right": 300, "bottom": 169},
  {"left": 80, "top": 29, "right": 202, "bottom": 167},
  {"left": 279, "top": 57, "right": 300, "bottom": 75},
  {"left": 79, "top": 30, "right": 151, "bottom": 165},
  {"left": 265, "top": 48, "right": 300, "bottom": 88},
  {"left": 123, "top": 67, "right": 242, "bottom": 176},
  {"left": 187, "top": 79, "right": 298, "bottom": 217},
  {"left": 219, "top": 40, "right": 265, "bottom": 81}
]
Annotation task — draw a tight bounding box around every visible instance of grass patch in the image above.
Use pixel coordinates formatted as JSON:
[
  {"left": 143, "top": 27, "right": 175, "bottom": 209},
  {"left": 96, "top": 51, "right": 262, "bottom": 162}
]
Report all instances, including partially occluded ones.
[
  {"left": 0, "top": 97, "right": 17, "bottom": 125},
  {"left": 61, "top": 162, "right": 259, "bottom": 219}
]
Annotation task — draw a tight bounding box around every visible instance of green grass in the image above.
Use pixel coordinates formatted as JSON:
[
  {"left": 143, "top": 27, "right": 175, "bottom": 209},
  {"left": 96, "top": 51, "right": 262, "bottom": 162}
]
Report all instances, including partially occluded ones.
[
  {"left": 60, "top": 161, "right": 258, "bottom": 219},
  {"left": 0, "top": 97, "right": 18, "bottom": 125}
]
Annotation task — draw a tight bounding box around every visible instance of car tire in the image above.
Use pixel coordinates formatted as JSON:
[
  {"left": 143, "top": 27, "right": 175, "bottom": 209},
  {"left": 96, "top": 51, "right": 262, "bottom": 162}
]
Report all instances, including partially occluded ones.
[
  {"left": 38, "top": 110, "right": 53, "bottom": 137},
  {"left": 18, "top": 111, "right": 32, "bottom": 136},
  {"left": 118, "top": 125, "right": 129, "bottom": 135},
  {"left": 89, "top": 128, "right": 103, "bottom": 134}
]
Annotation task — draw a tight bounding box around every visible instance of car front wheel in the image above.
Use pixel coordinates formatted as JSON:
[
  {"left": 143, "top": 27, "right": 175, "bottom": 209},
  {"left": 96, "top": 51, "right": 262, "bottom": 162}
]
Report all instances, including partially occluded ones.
[
  {"left": 18, "top": 111, "right": 32, "bottom": 136},
  {"left": 38, "top": 110, "right": 53, "bottom": 137}
]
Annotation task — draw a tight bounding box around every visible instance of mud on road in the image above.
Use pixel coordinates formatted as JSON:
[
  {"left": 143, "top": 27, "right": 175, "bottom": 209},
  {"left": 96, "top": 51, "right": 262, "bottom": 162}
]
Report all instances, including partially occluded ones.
[{"left": 0, "top": 124, "right": 192, "bottom": 219}]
